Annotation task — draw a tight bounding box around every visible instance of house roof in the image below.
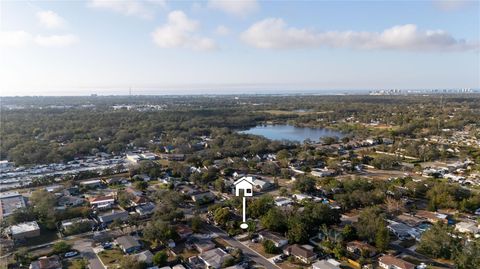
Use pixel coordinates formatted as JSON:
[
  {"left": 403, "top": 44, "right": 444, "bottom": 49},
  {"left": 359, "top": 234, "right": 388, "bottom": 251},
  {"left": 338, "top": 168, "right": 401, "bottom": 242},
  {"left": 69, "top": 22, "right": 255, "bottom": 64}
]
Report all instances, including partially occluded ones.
[
  {"left": 135, "top": 250, "right": 153, "bottom": 263},
  {"left": 116, "top": 235, "right": 141, "bottom": 250},
  {"left": 312, "top": 259, "right": 341, "bottom": 269},
  {"left": 346, "top": 241, "right": 376, "bottom": 252},
  {"left": 259, "top": 230, "right": 287, "bottom": 243},
  {"left": 286, "top": 244, "right": 316, "bottom": 259},
  {"left": 89, "top": 195, "right": 114, "bottom": 203},
  {"left": 31, "top": 255, "right": 62, "bottom": 269},
  {"left": 199, "top": 248, "right": 231, "bottom": 268},
  {"left": 9, "top": 221, "right": 40, "bottom": 235},
  {"left": 378, "top": 255, "right": 415, "bottom": 269}
]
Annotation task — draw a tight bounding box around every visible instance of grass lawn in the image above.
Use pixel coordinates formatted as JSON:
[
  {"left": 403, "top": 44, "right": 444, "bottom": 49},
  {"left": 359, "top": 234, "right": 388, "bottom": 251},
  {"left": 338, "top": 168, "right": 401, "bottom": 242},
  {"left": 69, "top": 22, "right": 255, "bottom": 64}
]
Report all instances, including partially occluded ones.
[
  {"left": 245, "top": 242, "right": 277, "bottom": 259},
  {"left": 64, "top": 258, "right": 88, "bottom": 269},
  {"left": 97, "top": 248, "right": 124, "bottom": 267}
]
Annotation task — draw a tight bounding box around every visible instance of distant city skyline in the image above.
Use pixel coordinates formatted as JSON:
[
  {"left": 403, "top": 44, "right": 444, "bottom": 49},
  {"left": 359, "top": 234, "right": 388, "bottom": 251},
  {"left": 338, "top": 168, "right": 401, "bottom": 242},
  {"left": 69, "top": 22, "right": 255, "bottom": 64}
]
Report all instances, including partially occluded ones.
[{"left": 1, "top": 0, "right": 479, "bottom": 96}]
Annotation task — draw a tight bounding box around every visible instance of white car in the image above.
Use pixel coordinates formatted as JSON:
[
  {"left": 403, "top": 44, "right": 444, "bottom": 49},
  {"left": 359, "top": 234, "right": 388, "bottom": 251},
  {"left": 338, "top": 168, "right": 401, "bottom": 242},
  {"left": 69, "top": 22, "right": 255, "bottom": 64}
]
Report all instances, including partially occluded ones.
[{"left": 64, "top": 251, "right": 78, "bottom": 258}]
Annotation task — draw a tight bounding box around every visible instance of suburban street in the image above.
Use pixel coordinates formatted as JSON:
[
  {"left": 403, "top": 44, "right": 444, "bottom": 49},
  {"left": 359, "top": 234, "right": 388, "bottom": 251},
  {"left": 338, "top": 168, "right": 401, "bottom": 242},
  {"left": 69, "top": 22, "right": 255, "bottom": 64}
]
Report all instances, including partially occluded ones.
[{"left": 205, "top": 224, "right": 280, "bottom": 269}]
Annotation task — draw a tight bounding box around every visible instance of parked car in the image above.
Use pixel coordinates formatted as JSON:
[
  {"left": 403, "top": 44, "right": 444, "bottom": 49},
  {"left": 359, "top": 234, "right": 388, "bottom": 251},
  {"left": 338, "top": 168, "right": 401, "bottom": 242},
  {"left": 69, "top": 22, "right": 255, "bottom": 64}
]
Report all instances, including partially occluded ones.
[
  {"left": 64, "top": 251, "right": 78, "bottom": 258},
  {"left": 102, "top": 242, "right": 113, "bottom": 249}
]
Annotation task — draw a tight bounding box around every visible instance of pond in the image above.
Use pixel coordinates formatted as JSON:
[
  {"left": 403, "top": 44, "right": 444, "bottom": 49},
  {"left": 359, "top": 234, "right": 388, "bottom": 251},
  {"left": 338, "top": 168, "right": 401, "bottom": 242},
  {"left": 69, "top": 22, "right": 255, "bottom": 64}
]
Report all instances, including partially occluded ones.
[{"left": 240, "top": 124, "right": 343, "bottom": 142}]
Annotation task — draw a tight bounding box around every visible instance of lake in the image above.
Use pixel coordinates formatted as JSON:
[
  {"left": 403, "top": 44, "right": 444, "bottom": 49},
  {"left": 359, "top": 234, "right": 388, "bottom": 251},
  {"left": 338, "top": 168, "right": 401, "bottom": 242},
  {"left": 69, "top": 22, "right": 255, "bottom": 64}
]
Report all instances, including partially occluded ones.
[{"left": 240, "top": 125, "right": 343, "bottom": 142}]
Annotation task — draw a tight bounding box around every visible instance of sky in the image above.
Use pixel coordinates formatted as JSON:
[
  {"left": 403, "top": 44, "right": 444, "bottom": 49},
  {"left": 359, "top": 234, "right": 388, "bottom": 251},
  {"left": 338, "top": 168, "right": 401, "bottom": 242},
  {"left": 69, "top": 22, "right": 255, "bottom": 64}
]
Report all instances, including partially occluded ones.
[{"left": 0, "top": 0, "right": 479, "bottom": 96}]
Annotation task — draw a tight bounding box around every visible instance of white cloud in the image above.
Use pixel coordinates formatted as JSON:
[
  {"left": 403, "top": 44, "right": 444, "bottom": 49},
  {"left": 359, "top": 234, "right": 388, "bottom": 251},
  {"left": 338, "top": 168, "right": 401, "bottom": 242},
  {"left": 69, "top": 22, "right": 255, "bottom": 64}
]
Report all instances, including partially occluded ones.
[
  {"left": 152, "top": 10, "right": 217, "bottom": 51},
  {"left": 208, "top": 0, "right": 258, "bottom": 16},
  {"left": 215, "top": 25, "right": 230, "bottom": 35},
  {"left": 0, "top": 31, "right": 32, "bottom": 47},
  {"left": 36, "top": 10, "right": 66, "bottom": 29},
  {"left": 241, "top": 18, "right": 478, "bottom": 51},
  {"left": 34, "top": 34, "right": 79, "bottom": 47},
  {"left": 88, "top": 0, "right": 162, "bottom": 19}
]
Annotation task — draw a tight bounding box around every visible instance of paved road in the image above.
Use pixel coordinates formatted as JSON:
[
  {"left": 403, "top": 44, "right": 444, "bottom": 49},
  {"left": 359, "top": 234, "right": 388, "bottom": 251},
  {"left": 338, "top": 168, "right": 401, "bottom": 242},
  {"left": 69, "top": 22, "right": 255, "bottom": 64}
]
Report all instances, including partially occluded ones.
[
  {"left": 205, "top": 224, "right": 280, "bottom": 269},
  {"left": 73, "top": 239, "right": 105, "bottom": 269}
]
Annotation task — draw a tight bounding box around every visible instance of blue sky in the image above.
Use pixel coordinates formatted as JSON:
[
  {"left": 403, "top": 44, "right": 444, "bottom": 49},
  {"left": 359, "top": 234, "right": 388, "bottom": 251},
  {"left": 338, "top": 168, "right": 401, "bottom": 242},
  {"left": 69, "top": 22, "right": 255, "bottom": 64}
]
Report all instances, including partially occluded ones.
[{"left": 0, "top": 0, "right": 479, "bottom": 96}]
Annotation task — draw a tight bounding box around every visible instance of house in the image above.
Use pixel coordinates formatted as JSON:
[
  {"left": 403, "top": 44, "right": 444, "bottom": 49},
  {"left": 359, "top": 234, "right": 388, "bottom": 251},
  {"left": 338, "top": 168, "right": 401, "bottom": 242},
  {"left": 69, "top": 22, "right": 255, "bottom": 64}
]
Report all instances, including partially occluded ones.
[
  {"left": 414, "top": 210, "right": 448, "bottom": 224},
  {"left": 252, "top": 177, "right": 273, "bottom": 191},
  {"left": 89, "top": 195, "right": 115, "bottom": 209},
  {"left": 194, "top": 239, "right": 216, "bottom": 253},
  {"left": 378, "top": 255, "right": 415, "bottom": 269},
  {"left": 283, "top": 244, "right": 317, "bottom": 263},
  {"left": 133, "top": 174, "right": 151, "bottom": 182},
  {"left": 346, "top": 241, "right": 376, "bottom": 257},
  {"left": 57, "top": 195, "right": 85, "bottom": 208},
  {"left": 61, "top": 218, "right": 93, "bottom": 231},
  {"left": 191, "top": 192, "right": 215, "bottom": 204},
  {"left": 0, "top": 192, "right": 26, "bottom": 220},
  {"left": 98, "top": 209, "right": 128, "bottom": 224},
  {"left": 63, "top": 187, "right": 80, "bottom": 196},
  {"left": 234, "top": 176, "right": 254, "bottom": 196},
  {"left": 159, "top": 154, "right": 185, "bottom": 161},
  {"left": 134, "top": 250, "right": 154, "bottom": 264},
  {"left": 116, "top": 235, "right": 142, "bottom": 253},
  {"left": 455, "top": 221, "right": 479, "bottom": 234},
  {"left": 292, "top": 193, "right": 313, "bottom": 201},
  {"left": 105, "top": 177, "right": 128, "bottom": 185},
  {"left": 127, "top": 153, "right": 142, "bottom": 163},
  {"left": 176, "top": 224, "right": 193, "bottom": 239},
  {"left": 274, "top": 197, "right": 293, "bottom": 207},
  {"left": 29, "top": 255, "right": 62, "bottom": 269},
  {"left": 8, "top": 221, "right": 40, "bottom": 240},
  {"left": 141, "top": 153, "right": 158, "bottom": 160},
  {"left": 135, "top": 202, "right": 156, "bottom": 216},
  {"left": 387, "top": 221, "right": 420, "bottom": 241},
  {"left": 79, "top": 179, "right": 103, "bottom": 188},
  {"left": 258, "top": 230, "right": 288, "bottom": 248},
  {"left": 311, "top": 168, "right": 335, "bottom": 178},
  {"left": 395, "top": 213, "right": 424, "bottom": 227},
  {"left": 198, "top": 248, "right": 232, "bottom": 269},
  {"left": 312, "top": 259, "right": 341, "bottom": 269}
]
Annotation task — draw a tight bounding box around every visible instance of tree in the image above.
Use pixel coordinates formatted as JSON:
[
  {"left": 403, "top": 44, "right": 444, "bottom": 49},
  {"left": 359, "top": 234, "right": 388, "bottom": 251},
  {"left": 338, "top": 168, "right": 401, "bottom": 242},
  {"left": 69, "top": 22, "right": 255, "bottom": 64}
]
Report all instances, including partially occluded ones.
[
  {"left": 375, "top": 226, "right": 390, "bottom": 252},
  {"left": 134, "top": 181, "right": 148, "bottom": 191},
  {"left": 213, "top": 207, "right": 231, "bottom": 227},
  {"left": 30, "top": 189, "right": 57, "bottom": 229},
  {"left": 287, "top": 216, "right": 309, "bottom": 243},
  {"left": 417, "top": 222, "right": 459, "bottom": 259},
  {"left": 153, "top": 251, "right": 168, "bottom": 266},
  {"left": 222, "top": 257, "right": 236, "bottom": 268},
  {"left": 52, "top": 241, "right": 72, "bottom": 254},
  {"left": 14, "top": 247, "right": 30, "bottom": 267},
  {"left": 341, "top": 225, "right": 357, "bottom": 241},
  {"left": 260, "top": 208, "right": 287, "bottom": 233},
  {"left": 8, "top": 207, "right": 36, "bottom": 225},
  {"left": 248, "top": 195, "right": 274, "bottom": 219},
  {"left": 117, "top": 190, "right": 135, "bottom": 208},
  {"left": 454, "top": 239, "right": 480, "bottom": 269},
  {"left": 191, "top": 215, "right": 203, "bottom": 232},
  {"left": 263, "top": 240, "right": 279, "bottom": 254},
  {"left": 356, "top": 207, "right": 385, "bottom": 244},
  {"left": 214, "top": 178, "right": 226, "bottom": 192},
  {"left": 293, "top": 177, "right": 316, "bottom": 193},
  {"left": 143, "top": 220, "right": 178, "bottom": 246}
]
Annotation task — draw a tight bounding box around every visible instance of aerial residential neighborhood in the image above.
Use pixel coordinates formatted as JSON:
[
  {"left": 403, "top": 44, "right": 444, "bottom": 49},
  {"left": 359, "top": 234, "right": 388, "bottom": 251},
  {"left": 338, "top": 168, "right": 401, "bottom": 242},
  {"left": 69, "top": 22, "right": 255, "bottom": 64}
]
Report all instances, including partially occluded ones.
[{"left": 1, "top": 0, "right": 479, "bottom": 269}]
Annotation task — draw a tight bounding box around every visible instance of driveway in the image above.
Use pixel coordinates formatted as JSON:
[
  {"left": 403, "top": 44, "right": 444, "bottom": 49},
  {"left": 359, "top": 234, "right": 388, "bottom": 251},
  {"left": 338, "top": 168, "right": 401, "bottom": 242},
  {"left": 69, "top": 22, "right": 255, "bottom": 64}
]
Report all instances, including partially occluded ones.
[{"left": 73, "top": 239, "right": 105, "bottom": 269}]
